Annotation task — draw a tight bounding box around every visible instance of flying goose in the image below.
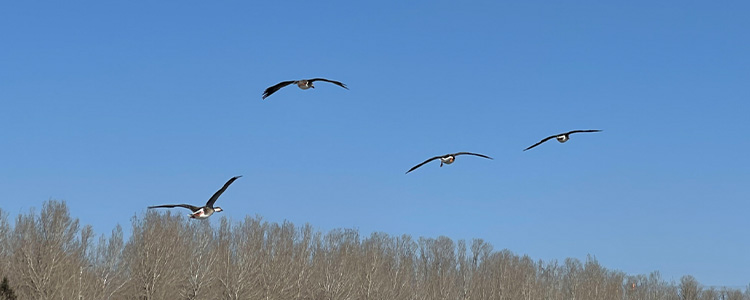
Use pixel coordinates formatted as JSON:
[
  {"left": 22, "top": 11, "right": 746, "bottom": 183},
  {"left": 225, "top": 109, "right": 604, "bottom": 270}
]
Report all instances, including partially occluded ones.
[
  {"left": 406, "top": 152, "right": 493, "bottom": 174},
  {"left": 148, "top": 176, "right": 242, "bottom": 219},
  {"left": 523, "top": 130, "right": 602, "bottom": 151},
  {"left": 262, "top": 78, "right": 348, "bottom": 99}
]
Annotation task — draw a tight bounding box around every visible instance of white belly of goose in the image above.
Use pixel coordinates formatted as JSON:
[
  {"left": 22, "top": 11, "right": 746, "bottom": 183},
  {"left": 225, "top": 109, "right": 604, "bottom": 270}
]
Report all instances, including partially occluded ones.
[
  {"left": 440, "top": 156, "right": 455, "bottom": 164},
  {"left": 191, "top": 208, "right": 212, "bottom": 219}
]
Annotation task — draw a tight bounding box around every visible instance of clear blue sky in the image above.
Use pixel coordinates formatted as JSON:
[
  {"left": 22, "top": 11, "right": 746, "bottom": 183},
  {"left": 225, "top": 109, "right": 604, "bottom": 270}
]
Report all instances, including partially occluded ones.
[{"left": 2, "top": 1, "right": 749, "bottom": 287}]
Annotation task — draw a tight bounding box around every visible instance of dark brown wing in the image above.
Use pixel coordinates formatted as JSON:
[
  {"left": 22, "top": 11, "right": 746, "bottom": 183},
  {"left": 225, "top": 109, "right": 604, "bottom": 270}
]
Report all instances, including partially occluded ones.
[
  {"left": 205, "top": 176, "right": 242, "bottom": 207},
  {"left": 405, "top": 156, "right": 442, "bottom": 174},
  {"left": 567, "top": 129, "right": 602, "bottom": 135},
  {"left": 309, "top": 78, "right": 348, "bottom": 89},
  {"left": 148, "top": 204, "right": 201, "bottom": 212},
  {"left": 453, "top": 152, "right": 493, "bottom": 160},
  {"left": 523, "top": 135, "right": 557, "bottom": 151},
  {"left": 262, "top": 80, "right": 296, "bottom": 99}
]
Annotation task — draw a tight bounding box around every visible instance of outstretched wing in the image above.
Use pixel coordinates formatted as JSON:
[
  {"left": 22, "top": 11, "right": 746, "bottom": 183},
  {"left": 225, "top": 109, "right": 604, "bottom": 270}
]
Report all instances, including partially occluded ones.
[
  {"left": 406, "top": 156, "right": 441, "bottom": 174},
  {"left": 262, "top": 80, "right": 296, "bottom": 99},
  {"left": 148, "top": 204, "right": 201, "bottom": 212},
  {"left": 567, "top": 129, "right": 602, "bottom": 135},
  {"left": 453, "top": 152, "right": 493, "bottom": 160},
  {"left": 309, "top": 78, "right": 348, "bottom": 90},
  {"left": 206, "top": 176, "right": 242, "bottom": 207},
  {"left": 523, "top": 135, "right": 557, "bottom": 151}
]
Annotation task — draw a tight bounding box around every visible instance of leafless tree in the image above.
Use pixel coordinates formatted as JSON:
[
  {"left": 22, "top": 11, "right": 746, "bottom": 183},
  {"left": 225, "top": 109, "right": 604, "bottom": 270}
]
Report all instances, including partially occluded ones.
[
  {"left": 415, "top": 236, "right": 458, "bottom": 300},
  {"left": 85, "top": 224, "right": 129, "bottom": 299},
  {"left": 4, "top": 200, "right": 748, "bottom": 300},
  {"left": 720, "top": 287, "right": 746, "bottom": 300},
  {"left": 680, "top": 275, "right": 701, "bottom": 300},
  {"left": 0, "top": 209, "right": 10, "bottom": 278},
  {"left": 701, "top": 287, "right": 718, "bottom": 300},
  {"left": 7, "top": 200, "right": 91, "bottom": 300},
  {"left": 579, "top": 255, "right": 624, "bottom": 300},
  {"left": 214, "top": 215, "right": 269, "bottom": 300},
  {"left": 177, "top": 220, "right": 218, "bottom": 300},
  {"left": 122, "top": 210, "right": 189, "bottom": 300},
  {"left": 355, "top": 232, "right": 417, "bottom": 300},
  {"left": 561, "top": 257, "right": 585, "bottom": 300},
  {"left": 257, "top": 220, "right": 316, "bottom": 299},
  {"left": 467, "top": 239, "right": 494, "bottom": 299},
  {"left": 380, "top": 234, "right": 417, "bottom": 300},
  {"left": 311, "top": 228, "right": 360, "bottom": 300}
]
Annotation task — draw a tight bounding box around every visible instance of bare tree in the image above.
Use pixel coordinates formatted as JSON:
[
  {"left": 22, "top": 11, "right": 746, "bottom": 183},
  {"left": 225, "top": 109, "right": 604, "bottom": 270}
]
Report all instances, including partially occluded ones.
[
  {"left": 579, "top": 255, "right": 623, "bottom": 300},
  {"left": 215, "top": 216, "right": 266, "bottom": 300},
  {"left": 8, "top": 200, "right": 90, "bottom": 300},
  {"left": 468, "top": 239, "right": 494, "bottom": 299},
  {"left": 700, "top": 287, "right": 717, "bottom": 300},
  {"left": 311, "top": 228, "right": 359, "bottom": 300},
  {"left": 178, "top": 220, "right": 218, "bottom": 300},
  {"left": 719, "top": 287, "right": 745, "bottom": 300},
  {"left": 0, "top": 209, "right": 10, "bottom": 280},
  {"left": 122, "top": 210, "right": 189, "bottom": 300},
  {"left": 382, "top": 234, "right": 417, "bottom": 300},
  {"left": 537, "top": 259, "right": 562, "bottom": 300},
  {"left": 562, "top": 257, "right": 584, "bottom": 300},
  {"left": 358, "top": 232, "right": 411, "bottom": 300},
  {"left": 416, "top": 236, "right": 458, "bottom": 300},
  {"left": 3, "top": 201, "right": 744, "bottom": 300},
  {"left": 455, "top": 239, "right": 471, "bottom": 300},
  {"left": 85, "top": 225, "right": 129, "bottom": 299},
  {"left": 680, "top": 275, "right": 701, "bottom": 300},
  {"left": 257, "top": 220, "right": 315, "bottom": 299}
]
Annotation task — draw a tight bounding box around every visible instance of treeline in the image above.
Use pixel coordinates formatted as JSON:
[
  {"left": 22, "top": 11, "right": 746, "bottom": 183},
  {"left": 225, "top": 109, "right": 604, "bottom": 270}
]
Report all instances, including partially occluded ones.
[{"left": 0, "top": 200, "right": 747, "bottom": 300}]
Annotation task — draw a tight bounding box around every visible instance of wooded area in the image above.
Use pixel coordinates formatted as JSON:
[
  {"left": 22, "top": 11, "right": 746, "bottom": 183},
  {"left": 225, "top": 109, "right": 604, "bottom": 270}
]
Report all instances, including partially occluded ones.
[{"left": 0, "top": 200, "right": 747, "bottom": 300}]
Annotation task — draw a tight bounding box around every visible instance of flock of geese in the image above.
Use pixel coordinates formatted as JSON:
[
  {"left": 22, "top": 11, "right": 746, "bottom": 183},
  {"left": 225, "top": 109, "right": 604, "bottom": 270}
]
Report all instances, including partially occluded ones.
[{"left": 148, "top": 78, "right": 602, "bottom": 219}]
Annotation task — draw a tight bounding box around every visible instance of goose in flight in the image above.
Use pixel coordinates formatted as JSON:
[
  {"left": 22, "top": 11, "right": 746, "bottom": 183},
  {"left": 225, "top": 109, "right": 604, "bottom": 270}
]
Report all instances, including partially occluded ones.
[
  {"left": 148, "top": 176, "right": 242, "bottom": 219},
  {"left": 262, "top": 78, "right": 348, "bottom": 99},
  {"left": 406, "top": 152, "right": 493, "bottom": 174},
  {"left": 523, "top": 130, "right": 602, "bottom": 151}
]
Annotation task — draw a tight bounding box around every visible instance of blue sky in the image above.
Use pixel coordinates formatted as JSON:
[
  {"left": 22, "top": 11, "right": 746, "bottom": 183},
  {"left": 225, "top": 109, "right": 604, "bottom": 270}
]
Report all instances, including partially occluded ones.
[{"left": 2, "top": 1, "right": 749, "bottom": 287}]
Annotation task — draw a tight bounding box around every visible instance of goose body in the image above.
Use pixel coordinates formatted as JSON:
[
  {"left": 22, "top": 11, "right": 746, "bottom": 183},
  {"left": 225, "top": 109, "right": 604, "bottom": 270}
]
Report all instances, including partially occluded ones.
[{"left": 556, "top": 135, "right": 570, "bottom": 143}]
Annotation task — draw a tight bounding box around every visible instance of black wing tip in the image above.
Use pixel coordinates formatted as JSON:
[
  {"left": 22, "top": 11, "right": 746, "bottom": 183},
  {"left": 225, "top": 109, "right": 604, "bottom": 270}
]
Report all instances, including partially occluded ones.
[{"left": 262, "top": 91, "right": 272, "bottom": 99}]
